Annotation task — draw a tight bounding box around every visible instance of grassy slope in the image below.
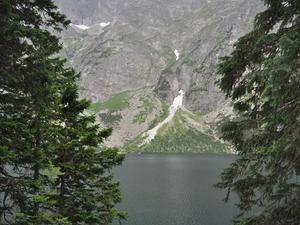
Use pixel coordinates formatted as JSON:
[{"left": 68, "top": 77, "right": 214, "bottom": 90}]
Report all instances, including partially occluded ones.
[
  {"left": 124, "top": 109, "right": 229, "bottom": 153},
  {"left": 87, "top": 89, "right": 229, "bottom": 154},
  {"left": 133, "top": 96, "right": 156, "bottom": 124},
  {"left": 89, "top": 91, "right": 130, "bottom": 113}
]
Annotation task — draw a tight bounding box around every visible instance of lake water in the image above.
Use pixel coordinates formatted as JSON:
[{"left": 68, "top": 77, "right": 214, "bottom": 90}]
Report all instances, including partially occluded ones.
[{"left": 113, "top": 154, "right": 238, "bottom": 225}]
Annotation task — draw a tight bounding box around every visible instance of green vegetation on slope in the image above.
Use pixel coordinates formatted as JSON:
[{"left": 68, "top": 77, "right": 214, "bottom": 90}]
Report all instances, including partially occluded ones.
[
  {"left": 181, "top": 55, "right": 195, "bottom": 66},
  {"left": 148, "top": 101, "right": 169, "bottom": 129},
  {"left": 101, "top": 47, "right": 115, "bottom": 57},
  {"left": 162, "top": 57, "right": 177, "bottom": 74},
  {"left": 190, "top": 85, "right": 208, "bottom": 93},
  {"left": 124, "top": 109, "right": 228, "bottom": 153},
  {"left": 133, "top": 96, "right": 155, "bottom": 124},
  {"left": 140, "top": 129, "right": 226, "bottom": 153},
  {"left": 98, "top": 112, "right": 123, "bottom": 125},
  {"left": 89, "top": 91, "right": 130, "bottom": 113}
]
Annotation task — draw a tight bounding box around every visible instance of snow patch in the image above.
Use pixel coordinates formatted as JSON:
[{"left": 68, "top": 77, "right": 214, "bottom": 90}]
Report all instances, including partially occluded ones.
[
  {"left": 143, "top": 90, "right": 185, "bottom": 144},
  {"left": 174, "top": 49, "right": 180, "bottom": 61},
  {"left": 71, "top": 23, "right": 90, "bottom": 30},
  {"left": 70, "top": 22, "right": 111, "bottom": 31},
  {"left": 99, "top": 22, "right": 111, "bottom": 28}
]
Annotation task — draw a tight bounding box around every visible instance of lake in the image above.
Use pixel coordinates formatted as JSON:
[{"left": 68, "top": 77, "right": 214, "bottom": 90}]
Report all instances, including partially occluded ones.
[{"left": 113, "top": 154, "right": 238, "bottom": 225}]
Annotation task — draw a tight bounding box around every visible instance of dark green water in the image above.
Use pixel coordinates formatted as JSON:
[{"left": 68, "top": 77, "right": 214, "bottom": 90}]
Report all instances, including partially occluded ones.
[{"left": 113, "top": 154, "right": 238, "bottom": 225}]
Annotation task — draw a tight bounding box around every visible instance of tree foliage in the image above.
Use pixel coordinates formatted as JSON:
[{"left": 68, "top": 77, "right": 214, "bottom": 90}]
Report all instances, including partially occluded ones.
[
  {"left": 52, "top": 76, "right": 125, "bottom": 224},
  {"left": 216, "top": 1, "right": 300, "bottom": 225},
  {"left": 0, "top": 0, "right": 124, "bottom": 224}
]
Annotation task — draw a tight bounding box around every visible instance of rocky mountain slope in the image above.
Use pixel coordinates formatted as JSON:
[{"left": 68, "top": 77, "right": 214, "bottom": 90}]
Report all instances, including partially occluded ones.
[{"left": 54, "top": 0, "right": 263, "bottom": 152}]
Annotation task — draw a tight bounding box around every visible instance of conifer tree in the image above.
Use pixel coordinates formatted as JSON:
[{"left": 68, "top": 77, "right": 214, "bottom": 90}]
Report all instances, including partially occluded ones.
[
  {"left": 0, "top": 0, "right": 124, "bottom": 224},
  {"left": 0, "top": 0, "right": 68, "bottom": 223},
  {"left": 52, "top": 71, "right": 125, "bottom": 224},
  {"left": 216, "top": 0, "right": 300, "bottom": 224}
]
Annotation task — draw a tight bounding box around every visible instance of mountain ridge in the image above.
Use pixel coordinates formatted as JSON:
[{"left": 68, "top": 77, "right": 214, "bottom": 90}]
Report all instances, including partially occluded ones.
[{"left": 54, "top": 0, "right": 263, "bottom": 152}]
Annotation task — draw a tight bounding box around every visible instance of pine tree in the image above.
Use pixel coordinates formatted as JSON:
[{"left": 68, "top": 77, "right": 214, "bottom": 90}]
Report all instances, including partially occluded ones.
[
  {"left": 0, "top": 0, "right": 125, "bottom": 224},
  {"left": 0, "top": 0, "right": 68, "bottom": 223},
  {"left": 216, "top": 0, "right": 300, "bottom": 224},
  {"left": 52, "top": 72, "right": 126, "bottom": 224}
]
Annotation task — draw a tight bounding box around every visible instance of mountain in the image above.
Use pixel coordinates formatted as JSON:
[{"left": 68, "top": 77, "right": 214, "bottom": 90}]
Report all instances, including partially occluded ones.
[{"left": 54, "top": 0, "right": 262, "bottom": 153}]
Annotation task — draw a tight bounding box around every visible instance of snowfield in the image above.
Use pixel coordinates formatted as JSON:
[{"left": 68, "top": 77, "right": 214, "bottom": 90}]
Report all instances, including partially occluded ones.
[
  {"left": 70, "top": 24, "right": 90, "bottom": 30},
  {"left": 174, "top": 49, "right": 180, "bottom": 61},
  {"left": 144, "top": 90, "right": 184, "bottom": 144},
  {"left": 71, "top": 22, "right": 111, "bottom": 30},
  {"left": 99, "top": 22, "right": 111, "bottom": 27}
]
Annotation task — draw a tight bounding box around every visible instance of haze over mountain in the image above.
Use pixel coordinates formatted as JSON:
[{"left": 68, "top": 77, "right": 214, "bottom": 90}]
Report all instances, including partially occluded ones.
[{"left": 54, "top": 0, "right": 263, "bottom": 152}]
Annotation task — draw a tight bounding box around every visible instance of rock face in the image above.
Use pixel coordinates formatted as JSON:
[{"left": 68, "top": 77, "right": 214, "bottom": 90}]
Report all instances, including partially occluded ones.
[
  {"left": 55, "top": 0, "right": 262, "bottom": 106},
  {"left": 54, "top": 0, "right": 263, "bottom": 150}
]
